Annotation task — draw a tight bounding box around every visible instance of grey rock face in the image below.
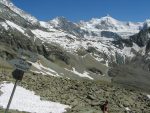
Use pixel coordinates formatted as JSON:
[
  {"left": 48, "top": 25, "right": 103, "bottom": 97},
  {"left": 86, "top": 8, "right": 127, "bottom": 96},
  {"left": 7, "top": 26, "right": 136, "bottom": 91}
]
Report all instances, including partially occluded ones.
[
  {"left": 49, "top": 17, "right": 87, "bottom": 37},
  {"left": 130, "top": 28, "right": 150, "bottom": 48},
  {"left": 101, "top": 31, "right": 122, "bottom": 40}
]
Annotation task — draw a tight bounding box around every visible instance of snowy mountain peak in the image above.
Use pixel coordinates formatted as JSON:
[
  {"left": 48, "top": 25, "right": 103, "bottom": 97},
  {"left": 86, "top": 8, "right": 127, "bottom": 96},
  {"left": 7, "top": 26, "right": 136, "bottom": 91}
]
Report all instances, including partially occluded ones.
[
  {"left": 53, "top": 17, "right": 68, "bottom": 22},
  {"left": 87, "top": 15, "right": 118, "bottom": 24},
  {"left": 143, "top": 19, "right": 150, "bottom": 29},
  {"left": 49, "top": 17, "right": 74, "bottom": 27},
  {"left": 0, "top": 0, "right": 38, "bottom": 24},
  {"left": 98, "top": 15, "right": 118, "bottom": 23},
  {"left": 79, "top": 16, "right": 143, "bottom": 38},
  {"left": 87, "top": 16, "right": 142, "bottom": 31}
]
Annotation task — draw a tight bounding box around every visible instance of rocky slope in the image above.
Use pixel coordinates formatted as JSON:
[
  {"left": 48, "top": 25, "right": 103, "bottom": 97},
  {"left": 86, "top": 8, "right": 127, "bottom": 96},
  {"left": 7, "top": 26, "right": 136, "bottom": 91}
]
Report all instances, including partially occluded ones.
[{"left": 0, "top": 72, "right": 150, "bottom": 113}]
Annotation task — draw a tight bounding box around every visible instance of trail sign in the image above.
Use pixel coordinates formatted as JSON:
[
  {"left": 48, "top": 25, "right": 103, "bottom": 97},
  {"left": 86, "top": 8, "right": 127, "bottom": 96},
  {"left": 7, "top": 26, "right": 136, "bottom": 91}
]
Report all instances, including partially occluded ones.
[
  {"left": 5, "top": 49, "right": 38, "bottom": 113},
  {"left": 12, "top": 69, "right": 24, "bottom": 80},
  {"left": 9, "top": 49, "right": 38, "bottom": 72}
]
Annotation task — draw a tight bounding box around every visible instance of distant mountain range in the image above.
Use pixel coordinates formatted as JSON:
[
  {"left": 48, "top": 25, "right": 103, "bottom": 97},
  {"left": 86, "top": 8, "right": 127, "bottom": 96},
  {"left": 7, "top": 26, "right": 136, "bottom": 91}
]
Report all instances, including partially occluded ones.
[{"left": 0, "top": 0, "right": 150, "bottom": 83}]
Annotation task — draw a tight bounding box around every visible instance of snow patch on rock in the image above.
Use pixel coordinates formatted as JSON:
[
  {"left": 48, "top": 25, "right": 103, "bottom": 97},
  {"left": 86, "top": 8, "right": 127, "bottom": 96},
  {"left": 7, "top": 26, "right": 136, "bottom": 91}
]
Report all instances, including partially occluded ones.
[
  {"left": 6, "top": 20, "right": 25, "bottom": 33},
  {"left": 0, "top": 82, "right": 70, "bottom": 113},
  {"left": 0, "top": 22, "right": 9, "bottom": 30},
  {"left": 31, "top": 62, "right": 60, "bottom": 77},
  {"left": 147, "top": 95, "right": 150, "bottom": 99},
  {"left": 65, "top": 68, "right": 93, "bottom": 80}
]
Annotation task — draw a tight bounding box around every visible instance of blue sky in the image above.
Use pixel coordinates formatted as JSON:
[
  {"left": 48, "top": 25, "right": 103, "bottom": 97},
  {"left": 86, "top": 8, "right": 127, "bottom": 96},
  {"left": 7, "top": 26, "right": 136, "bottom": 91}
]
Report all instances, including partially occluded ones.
[{"left": 12, "top": 0, "right": 150, "bottom": 22}]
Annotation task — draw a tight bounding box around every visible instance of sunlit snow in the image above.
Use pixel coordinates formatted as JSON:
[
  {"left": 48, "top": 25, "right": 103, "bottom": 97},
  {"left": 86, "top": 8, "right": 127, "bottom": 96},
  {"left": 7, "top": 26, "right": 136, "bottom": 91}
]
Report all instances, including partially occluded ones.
[
  {"left": 0, "top": 22, "right": 9, "bottom": 30},
  {"left": 31, "top": 62, "right": 60, "bottom": 76},
  {"left": 125, "top": 107, "right": 131, "bottom": 111},
  {"left": 6, "top": 20, "right": 25, "bottom": 33},
  {"left": 0, "top": 0, "right": 38, "bottom": 23},
  {"left": 65, "top": 68, "right": 93, "bottom": 80},
  {"left": 0, "top": 82, "right": 70, "bottom": 113},
  {"left": 147, "top": 95, "right": 150, "bottom": 99}
]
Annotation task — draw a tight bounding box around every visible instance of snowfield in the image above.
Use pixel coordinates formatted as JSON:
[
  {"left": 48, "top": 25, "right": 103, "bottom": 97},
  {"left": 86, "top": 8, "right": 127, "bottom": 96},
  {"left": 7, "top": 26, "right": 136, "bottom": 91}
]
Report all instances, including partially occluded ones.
[
  {"left": 6, "top": 20, "right": 25, "bottom": 34},
  {"left": 0, "top": 82, "right": 70, "bottom": 113},
  {"left": 65, "top": 68, "right": 93, "bottom": 80},
  {"left": 31, "top": 62, "right": 60, "bottom": 77},
  {"left": 79, "top": 15, "right": 143, "bottom": 38},
  {"left": 147, "top": 95, "right": 150, "bottom": 99}
]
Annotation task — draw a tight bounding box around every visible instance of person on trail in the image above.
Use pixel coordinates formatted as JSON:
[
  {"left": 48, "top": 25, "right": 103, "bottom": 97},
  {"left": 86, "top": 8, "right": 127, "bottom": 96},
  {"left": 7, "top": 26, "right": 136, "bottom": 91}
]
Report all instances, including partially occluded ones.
[{"left": 101, "top": 100, "right": 109, "bottom": 113}]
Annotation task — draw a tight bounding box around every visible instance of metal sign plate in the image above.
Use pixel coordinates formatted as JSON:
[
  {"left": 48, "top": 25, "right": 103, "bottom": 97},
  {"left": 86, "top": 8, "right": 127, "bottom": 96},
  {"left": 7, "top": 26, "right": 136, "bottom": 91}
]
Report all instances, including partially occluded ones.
[
  {"left": 9, "top": 58, "right": 32, "bottom": 71},
  {"left": 8, "top": 49, "right": 38, "bottom": 72}
]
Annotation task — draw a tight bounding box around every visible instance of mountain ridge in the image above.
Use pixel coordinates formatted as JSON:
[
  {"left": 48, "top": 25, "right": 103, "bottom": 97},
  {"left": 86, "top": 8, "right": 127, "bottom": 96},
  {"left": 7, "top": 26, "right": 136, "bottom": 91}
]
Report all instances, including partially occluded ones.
[{"left": 0, "top": 0, "right": 150, "bottom": 80}]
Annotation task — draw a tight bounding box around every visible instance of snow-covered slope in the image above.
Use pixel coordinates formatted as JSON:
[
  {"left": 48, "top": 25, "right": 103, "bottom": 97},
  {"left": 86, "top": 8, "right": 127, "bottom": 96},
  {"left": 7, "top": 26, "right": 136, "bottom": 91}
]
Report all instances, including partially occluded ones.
[
  {"left": 0, "top": 82, "right": 70, "bottom": 113},
  {"left": 0, "top": 0, "right": 38, "bottom": 24},
  {"left": 80, "top": 15, "right": 142, "bottom": 31},
  {"left": 143, "top": 19, "right": 150, "bottom": 29},
  {"left": 79, "top": 15, "right": 143, "bottom": 38}
]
